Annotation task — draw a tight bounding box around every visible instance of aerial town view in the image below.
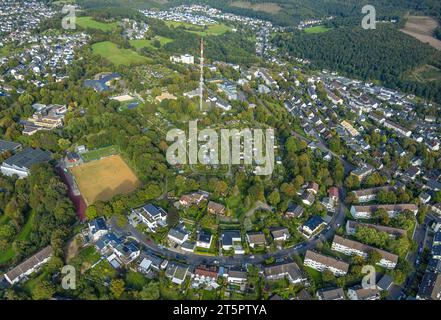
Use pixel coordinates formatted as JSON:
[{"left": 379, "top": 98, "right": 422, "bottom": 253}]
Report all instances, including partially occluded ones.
[{"left": 0, "top": 0, "right": 441, "bottom": 309}]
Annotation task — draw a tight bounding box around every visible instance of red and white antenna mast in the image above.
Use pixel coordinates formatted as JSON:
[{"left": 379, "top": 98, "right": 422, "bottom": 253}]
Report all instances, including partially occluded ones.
[{"left": 199, "top": 38, "right": 204, "bottom": 112}]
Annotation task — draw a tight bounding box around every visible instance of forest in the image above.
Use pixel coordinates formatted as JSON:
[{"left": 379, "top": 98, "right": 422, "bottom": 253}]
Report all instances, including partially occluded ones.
[{"left": 274, "top": 24, "right": 441, "bottom": 102}]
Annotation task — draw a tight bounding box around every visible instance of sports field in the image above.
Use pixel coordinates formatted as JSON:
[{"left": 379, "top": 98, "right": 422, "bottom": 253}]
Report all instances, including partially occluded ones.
[
  {"left": 81, "top": 145, "right": 119, "bottom": 162},
  {"left": 70, "top": 155, "right": 140, "bottom": 205},
  {"left": 92, "top": 41, "right": 150, "bottom": 66}
]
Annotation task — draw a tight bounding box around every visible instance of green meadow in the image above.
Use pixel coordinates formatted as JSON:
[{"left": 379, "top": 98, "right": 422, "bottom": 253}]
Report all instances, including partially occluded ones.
[{"left": 92, "top": 41, "right": 150, "bottom": 66}]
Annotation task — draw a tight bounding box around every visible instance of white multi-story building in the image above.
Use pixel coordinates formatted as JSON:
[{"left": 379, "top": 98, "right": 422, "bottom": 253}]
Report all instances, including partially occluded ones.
[
  {"left": 304, "top": 250, "right": 349, "bottom": 276},
  {"left": 331, "top": 235, "right": 398, "bottom": 269}
]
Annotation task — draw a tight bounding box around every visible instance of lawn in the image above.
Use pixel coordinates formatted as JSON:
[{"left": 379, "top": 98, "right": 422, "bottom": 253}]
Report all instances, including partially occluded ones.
[
  {"left": 76, "top": 16, "right": 118, "bottom": 32},
  {"left": 130, "top": 36, "right": 174, "bottom": 50},
  {"left": 304, "top": 25, "right": 331, "bottom": 34},
  {"left": 165, "top": 21, "right": 231, "bottom": 36},
  {"left": 70, "top": 155, "right": 140, "bottom": 205},
  {"left": 305, "top": 266, "right": 323, "bottom": 285},
  {"left": 0, "top": 211, "right": 35, "bottom": 265},
  {"left": 92, "top": 41, "right": 150, "bottom": 66},
  {"left": 81, "top": 145, "right": 119, "bottom": 162}
]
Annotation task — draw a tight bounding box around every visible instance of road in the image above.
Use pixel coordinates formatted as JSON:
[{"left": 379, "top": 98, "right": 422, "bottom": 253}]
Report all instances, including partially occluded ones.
[{"left": 109, "top": 197, "right": 347, "bottom": 267}]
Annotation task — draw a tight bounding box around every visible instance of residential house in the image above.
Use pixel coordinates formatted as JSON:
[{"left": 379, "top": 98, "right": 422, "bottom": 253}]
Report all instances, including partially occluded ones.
[
  {"left": 4, "top": 246, "right": 52, "bottom": 285},
  {"left": 207, "top": 201, "right": 226, "bottom": 216},
  {"left": 131, "top": 204, "right": 167, "bottom": 232},
  {"left": 316, "top": 288, "right": 345, "bottom": 300},
  {"left": 88, "top": 217, "right": 109, "bottom": 242},
  {"left": 167, "top": 227, "right": 189, "bottom": 245},
  {"left": 221, "top": 230, "right": 242, "bottom": 251},
  {"left": 264, "top": 261, "right": 306, "bottom": 285},
  {"left": 165, "top": 262, "right": 190, "bottom": 285},
  {"left": 246, "top": 232, "right": 266, "bottom": 248},
  {"left": 270, "top": 228, "right": 290, "bottom": 242},
  {"left": 196, "top": 230, "right": 213, "bottom": 249},
  {"left": 227, "top": 268, "right": 247, "bottom": 285},
  {"left": 179, "top": 191, "right": 208, "bottom": 207},
  {"left": 347, "top": 286, "right": 380, "bottom": 300},
  {"left": 377, "top": 274, "right": 394, "bottom": 291},
  {"left": 301, "top": 216, "right": 327, "bottom": 238},
  {"left": 285, "top": 203, "right": 304, "bottom": 218}
]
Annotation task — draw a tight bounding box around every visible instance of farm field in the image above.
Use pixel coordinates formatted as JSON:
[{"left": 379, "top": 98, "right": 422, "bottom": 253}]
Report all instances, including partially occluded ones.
[
  {"left": 129, "top": 36, "right": 174, "bottom": 50},
  {"left": 92, "top": 41, "right": 150, "bottom": 66},
  {"left": 304, "top": 25, "right": 331, "bottom": 34},
  {"left": 230, "top": 1, "right": 282, "bottom": 14},
  {"left": 400, "top": 15, "right": 441, "bottom": 51},
  {"left": 76, "top": 16, "right": 118, "bottom": 31},
  {"left": 164, "top": 21, "right": 231, "bottom": 36},
  {"left": 70, "top": 155, "right": 140, "bottom": 205}
]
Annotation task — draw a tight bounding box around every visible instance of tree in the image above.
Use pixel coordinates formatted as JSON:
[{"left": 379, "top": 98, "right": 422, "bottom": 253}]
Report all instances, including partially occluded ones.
[
  {"left": 110, "top": 279, "right": 125, "bottom": 299},
  {"left": 344, "top": 175, "right": 360, "bottom": 190},
  {"left": 367, "top": 250, "right": 382, "bottom": 265},
  {"left": 267, "top": 190, "right": 281, "bottom": 207},
  {"left": 85, "top": 205, "right": 98, "bottom": 220},
  {"left": 32, "top": 280, "right": 56, "bottom": 300},
  {"left": 140, "top": 282, "right": 160, "bottom": 300}
]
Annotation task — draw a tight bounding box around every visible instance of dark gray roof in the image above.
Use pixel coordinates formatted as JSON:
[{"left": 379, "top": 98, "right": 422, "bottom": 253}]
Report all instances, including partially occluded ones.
[
  {"left": 377, "top": 274, "right": 394, "bottom": 290},
  {"left": 3, "top": 147, "right": 51, "bottom": 169},
  {"left": 0, "top": 140, "right": 21, "bottom": 153}
]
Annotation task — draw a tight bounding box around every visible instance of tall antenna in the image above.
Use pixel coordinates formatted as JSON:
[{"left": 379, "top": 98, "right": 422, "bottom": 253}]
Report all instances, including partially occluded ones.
[{"left": 199, "top": 37, "right": 204, "bottom": 112}]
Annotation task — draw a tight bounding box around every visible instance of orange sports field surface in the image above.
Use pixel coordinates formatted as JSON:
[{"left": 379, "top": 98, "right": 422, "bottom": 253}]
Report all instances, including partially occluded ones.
[{"left": 70, "top": 155, "right": 140, "bottom": 205}]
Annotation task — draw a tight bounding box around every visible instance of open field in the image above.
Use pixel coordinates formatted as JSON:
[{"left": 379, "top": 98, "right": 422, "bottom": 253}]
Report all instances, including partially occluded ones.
[
  {"left": 76, "top": 16, "right": 119, "bottom": 31},
  {"left": 230, "top": 1, "right": 282, "bottom": 14},
  {"left": 70, "top": 155, "right": 140, "bottom": 205},
  {"left": 304, "top": 25, "right": 332, "bottom": 34},
  {"left": 81, "top": 145, "right": 119, "bottom": 162},
  {"left": 400, "top": 15, "right": 441, "bottom": 51},
  {"left": 165, "top": 21, "right": 231, "bottom": 36},
  {"left": 92, "top": 41, "right": 150, "bottom": 66},
  {"left": 408, "top": 64, "right": 441, "bottom": 83},
  {"left": 129, "top": 36, "right": 173, "bottom": 50}
]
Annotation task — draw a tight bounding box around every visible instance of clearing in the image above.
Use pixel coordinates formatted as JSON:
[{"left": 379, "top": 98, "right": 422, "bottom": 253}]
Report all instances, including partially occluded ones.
[
  {"left": 230, "top": 1, "right": 282, "bottom": 14},
  {"left": 92, "top": 41, "right": 150, "bottom": 66},
  {"left": 129, "top": 36, "right": 174, "bottom": 50},
  {"left": 408, "top": 64, "right": 441, "bottom": 83},
  {"left": 400, "top": 15, "right": 441, "bottom": 51},
  {"left": 76, "top": 16, "right": 118, "bottom": 32},
  {"left": 165, "top": 21, "right": 231, "bottom": 36},
  {"left": 70, "top": 155, "right": 140, "bottom": 205},
  {"left": 304, "top": 25, "right": 331, "bottom": 34}
]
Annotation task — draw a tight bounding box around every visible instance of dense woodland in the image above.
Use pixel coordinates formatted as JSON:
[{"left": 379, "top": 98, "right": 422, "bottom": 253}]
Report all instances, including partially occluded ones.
[{"left": 274, "top": 25, "right": 441, "bottom": 102}]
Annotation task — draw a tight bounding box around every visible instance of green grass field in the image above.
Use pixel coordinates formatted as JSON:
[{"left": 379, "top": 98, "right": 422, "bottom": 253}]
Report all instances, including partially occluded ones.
[
  {"left": 129, "top": 36, "right": 174, "bottom": 50},
  {"left": 76, "top": 16, "right": 118, "bottom": 31},
  {"left": 0, "top": 211, "right": 35, "bottom": 265},
  {"left": 304, "top": 25, "right": 331, "bottom": 34},
  {"left": 409, "top": 64, "right": 441, "bottom": 82},
  {"left": 165, "top": 21, "right": 231, "bottom": 36},
  {"left": 92, "top": 41, "right": 150, "bottom": 66},
  {"left": 81, "top": 145, "right": 119, "bottom": 162}
]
